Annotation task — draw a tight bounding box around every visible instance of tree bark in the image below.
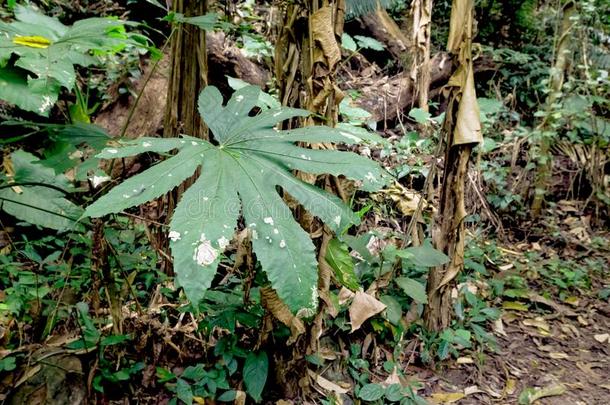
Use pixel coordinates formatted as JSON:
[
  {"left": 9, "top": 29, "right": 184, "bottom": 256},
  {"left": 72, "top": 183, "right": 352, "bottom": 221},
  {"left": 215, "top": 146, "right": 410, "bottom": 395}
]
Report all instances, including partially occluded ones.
[
  {"left": 159, "top": 0, "right": 209, "bottom": 273},
  {"left": 360, "top": 5, "right": 411, "bottom": 64},
  {"left": 272, "top": 0, "right": 345, "bottom": 396},
  {"left": 163, "top": 0, "right": 209, "bottom": 141},
  {"left": 423, "top": 0, "right": 482, "bottom": 331},
  {"left": 531, "top": 1, "right": 577, "bottom": 217}
]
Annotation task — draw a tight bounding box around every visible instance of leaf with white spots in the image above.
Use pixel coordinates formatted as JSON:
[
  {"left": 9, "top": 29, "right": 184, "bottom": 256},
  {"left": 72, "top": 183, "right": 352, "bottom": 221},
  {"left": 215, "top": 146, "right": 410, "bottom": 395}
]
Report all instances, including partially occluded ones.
[
  {"left": 170, "top": 151, "right": 240, "bottom": 304},
  {"left": 84, "top": 145, "right": 213, "bottom": 218},
  {"left": 238, "top": 160, "right": 318, "bottom": 314},
  {"left": 85, "top": 85, "right": 389, "bottom": 313},
  {"left": 96, "top": 137, "right": 195, "bottom": 159}
]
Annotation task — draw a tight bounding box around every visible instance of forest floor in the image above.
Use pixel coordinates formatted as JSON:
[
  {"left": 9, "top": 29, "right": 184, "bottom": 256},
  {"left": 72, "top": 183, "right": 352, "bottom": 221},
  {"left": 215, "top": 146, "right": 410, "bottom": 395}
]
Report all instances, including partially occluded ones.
[{"left": 418, "top": 235, "right": 610, "bottom": 405}]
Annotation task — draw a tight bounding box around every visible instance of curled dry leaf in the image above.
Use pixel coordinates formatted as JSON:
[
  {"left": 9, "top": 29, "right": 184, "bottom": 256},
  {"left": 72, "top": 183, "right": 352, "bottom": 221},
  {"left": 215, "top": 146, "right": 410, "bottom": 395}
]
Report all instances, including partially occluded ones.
[
  {"left": 260, "top": 286, "right": 305, "bottom": 344},
  {"left": 349, "top": 291, "right": 386, "bottom": 332},
  {"left": 338, "top": 286, "right": 355, "bottom": 306}
]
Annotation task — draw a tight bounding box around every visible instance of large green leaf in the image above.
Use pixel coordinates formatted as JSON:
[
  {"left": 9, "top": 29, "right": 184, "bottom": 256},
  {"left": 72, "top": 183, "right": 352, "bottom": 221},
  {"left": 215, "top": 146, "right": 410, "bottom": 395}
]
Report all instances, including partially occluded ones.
[
  {"left": 0, "top": 150, "right": 83, "bottom": 231},
  {"left": 0, "top": 66, "right": 58, "bottom": 115},
  {"left": 84, "top": 85, "right": 391, "bottom": 313},
  {"left": 0, "top": 6, "right": 132, "bottom": 115}
]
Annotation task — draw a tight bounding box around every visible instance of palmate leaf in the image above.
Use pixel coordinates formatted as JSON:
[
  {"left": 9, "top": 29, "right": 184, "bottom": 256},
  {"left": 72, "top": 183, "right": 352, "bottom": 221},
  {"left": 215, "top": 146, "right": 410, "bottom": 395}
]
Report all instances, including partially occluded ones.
[{"left": 84, "top": 85, "right": 391, "bottom": 313}]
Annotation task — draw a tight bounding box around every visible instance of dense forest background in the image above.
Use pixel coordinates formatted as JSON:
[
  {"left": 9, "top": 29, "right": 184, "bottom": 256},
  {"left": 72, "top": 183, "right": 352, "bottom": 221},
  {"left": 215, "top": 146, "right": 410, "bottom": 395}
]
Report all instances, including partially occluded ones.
[{"left": 0, "top": 0, "right": 609, "bottom": 403}]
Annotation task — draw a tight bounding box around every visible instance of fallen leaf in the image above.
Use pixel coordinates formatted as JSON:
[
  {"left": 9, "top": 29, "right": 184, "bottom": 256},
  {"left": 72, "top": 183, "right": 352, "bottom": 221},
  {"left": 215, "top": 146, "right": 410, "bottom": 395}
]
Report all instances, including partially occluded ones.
[
  {"left": 504, "top": 378, "right": 517, "bottom": 395},
  {"left": 503, "top": 301, "right": 529, "bottom": 311},
  {"left": 548, "top": 352, "right": 569, "bottom": 359},
  {"left": 518, "top": 383, "right": 567, "bottom": 404},
  {"left": 308, "top": 369, "right": 349, "bottom": 394},
  {"left": 594, "top": 333, "right": 609, "bottom": 343},
  {"left": 563, "top": 296, "right": 580, "bottom": 307},
  {"left": 527, "top": 293, "right": 577, "bottom": 316},
  {"left": 522, "top": 317, "right": 551, "bottom": 335},
  {"left": 457, "top": 357, "right": 473, "bottom": 364},
  {"left": 349, "top": 291, "right": 386, "bottom": 332},
  {"left": 338, "top": 287, "right": 355, "bottom": 305},
  {"left": 493, "top": 318, "right": 508, "bottom": 337},
  {"left": 429, "top": 392, "right": 465, "bottom": 403}
]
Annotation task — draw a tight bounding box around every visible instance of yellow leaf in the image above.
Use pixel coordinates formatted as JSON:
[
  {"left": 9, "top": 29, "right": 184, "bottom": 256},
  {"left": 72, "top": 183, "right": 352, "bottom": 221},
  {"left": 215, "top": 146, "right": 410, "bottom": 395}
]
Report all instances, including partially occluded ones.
[
  {"left": 522, "top": 317, "right": 551, "bottom": 335},
  {"left": 430, "top": 392, "right": 465, "bottom": 403},
  {"left": 193, "top": 396, "right": 206, "bottom": 404},
  {"left": 502, "top": 301, "right": 529, "bottom": 311},
  {"left": 504, "top": 378, "right": 517, "bottom": 395},
  {"left": 12, "top": 35, "right": 52, "bottom": 49}
]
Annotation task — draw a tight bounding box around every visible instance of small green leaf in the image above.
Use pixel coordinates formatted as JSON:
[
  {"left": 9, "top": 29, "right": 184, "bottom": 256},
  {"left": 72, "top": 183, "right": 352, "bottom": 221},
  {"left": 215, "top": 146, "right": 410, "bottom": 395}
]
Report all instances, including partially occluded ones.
[
  {"left": 408, "top": 108, "right": 431, "bottom": 124},
  {"left": 325, "top": 238, "right": 360, "bottom": 291},
  {"left": 0, "top": 357, "right": 17, "bottom": 372},
  {"left": 358, "top": 383, "right": 385, "bottom": 401},
  {"left": 380, "top": 295, "right": 402, "bottom": 325},
  {"left": 395, "top": 277, "right": 427, "bottom": 304},
  {"left": 341, "top": 33, "right": 357, "bottom": 52},
  {"left": 384, "top": 383, "right": 405, "bottom": 402},
  {"left": 217, "top": 390, "right": 237, "bottom": 402},
  {"left": 177, "top": 12, "right": 218, "bottom": 30},
  {"left": 243, "top": 352, "right": 268, "bottom": 402},
  {"left": 156, "top": 367, "right": 176, "bottom": 383},
  {"left": 354, "top": 35, "right": 384, "bottom": 51},
  {"left": 453, "top": 329, "right": 472, "bottom": 348},
  {"left": 402, "top": 240, "right": 450, "bottom": 267},
  {"left": 176, "top": 378, "right": 193, "bottom": 405}
]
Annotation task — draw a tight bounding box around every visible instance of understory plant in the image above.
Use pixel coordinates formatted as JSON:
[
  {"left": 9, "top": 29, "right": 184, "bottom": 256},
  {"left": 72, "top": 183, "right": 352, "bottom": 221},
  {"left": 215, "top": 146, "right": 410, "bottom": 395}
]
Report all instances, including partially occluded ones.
[
  {"left": 0, "top": 5, "right": 150, "bottom": 116},
  {"left": 85, "top": 85, "right": 391, "bottom": 314}
]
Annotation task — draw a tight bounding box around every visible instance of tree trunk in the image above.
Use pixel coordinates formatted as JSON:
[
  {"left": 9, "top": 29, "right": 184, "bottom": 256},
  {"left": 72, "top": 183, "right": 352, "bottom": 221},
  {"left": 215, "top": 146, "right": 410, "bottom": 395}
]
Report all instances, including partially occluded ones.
[
  {"left": 159, "top": 0, "right": 209, "bottom": 273},
  {"left": 360, "top": 5, "right": 411, "bottom": 64},
  {"left": 531, "top": 1, "right": 577, "bottom": 217},
  {"left": 410, "top": 0, "right": 433, "bottom": 110},
  {"left": 272, "top": 0, "right": 345, "bottom": 396},
  {"left": 423, "top": 0, "right": 482, "bottom": 331},
  {"left": 163, "top": 0, "right": 209, "bottom": 141}
]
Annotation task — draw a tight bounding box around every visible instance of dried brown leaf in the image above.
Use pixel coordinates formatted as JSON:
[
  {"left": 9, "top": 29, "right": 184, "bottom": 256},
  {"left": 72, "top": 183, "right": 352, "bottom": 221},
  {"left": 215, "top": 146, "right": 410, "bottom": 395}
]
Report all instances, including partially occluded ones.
[{"left": 349, "top": 291, "right": 386, "bottom": 332}]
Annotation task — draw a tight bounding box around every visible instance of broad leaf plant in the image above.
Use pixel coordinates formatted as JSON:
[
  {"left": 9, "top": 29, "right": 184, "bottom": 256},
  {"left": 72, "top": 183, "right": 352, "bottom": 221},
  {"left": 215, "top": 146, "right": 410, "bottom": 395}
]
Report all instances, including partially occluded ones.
[
  {"left": 85, "top": 86, "right": 390, "bottom": 314},
  {"left": 0, "top": 5, "right": 140, "bottom": 116}
]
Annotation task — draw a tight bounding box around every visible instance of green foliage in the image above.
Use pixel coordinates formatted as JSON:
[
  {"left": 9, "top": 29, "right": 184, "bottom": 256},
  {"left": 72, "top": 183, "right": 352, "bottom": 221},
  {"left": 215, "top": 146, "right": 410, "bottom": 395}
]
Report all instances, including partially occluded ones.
[
  {"left": 395, "top": 277, "right": 427, "bottom": 304},
  {"left": 325, "top": 238, "right": 360, "bottom": 291},
  {"left": 85, "top": 85, "right": 390, "bottom": 314},
  {"left": 0, "top": 5, "right": 139, "bottom": 115},
  {"left": 158, "top": 363, "right": 233, "bottom": 404},
  {"left": 243, "top": 352, "right": 268, "bottom": 402},
  {"left": 341, "top": 33, "right": 385, "bottom": 52},
  {"left": 0, "top": 150, "right": 83, "bottom": 230}
]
